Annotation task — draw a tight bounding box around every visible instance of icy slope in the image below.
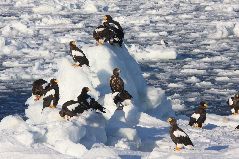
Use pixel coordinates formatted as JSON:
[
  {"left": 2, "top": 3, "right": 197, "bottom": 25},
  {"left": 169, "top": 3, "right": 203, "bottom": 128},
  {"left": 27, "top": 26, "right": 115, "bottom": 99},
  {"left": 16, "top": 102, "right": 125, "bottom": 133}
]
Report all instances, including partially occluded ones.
[{"left": 0, "top": 44, "right": 173, "bottom": 158}]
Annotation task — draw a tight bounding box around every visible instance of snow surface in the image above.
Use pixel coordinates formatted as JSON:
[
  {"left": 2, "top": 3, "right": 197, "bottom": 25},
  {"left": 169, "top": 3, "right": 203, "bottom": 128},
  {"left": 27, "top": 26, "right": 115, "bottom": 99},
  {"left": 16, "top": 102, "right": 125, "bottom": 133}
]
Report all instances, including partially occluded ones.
[
  {"left": 0, "top": 43, "right": 173, "bottom": 158},
  {"left": 0, "top": 0, "right": 239, "bottom": 158}
]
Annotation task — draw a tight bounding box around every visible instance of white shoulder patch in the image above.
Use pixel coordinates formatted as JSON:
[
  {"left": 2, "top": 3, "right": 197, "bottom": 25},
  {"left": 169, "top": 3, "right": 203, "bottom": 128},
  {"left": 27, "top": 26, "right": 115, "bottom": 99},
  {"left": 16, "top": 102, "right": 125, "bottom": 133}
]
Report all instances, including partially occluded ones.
[
  {"left": 231, "top": 108, "right": 235, "bottom": 114},
  {"left": 42, "top": 83, "right": 48, "bottom": 89},
  {"left": 45, "top": 89, "right": 55, "bottom": 98},
  {"left": 86, "top": 98, "right": 91, "bottom": 104},
  {"left": 72, "top": 50, "right": 84, "bottom": 57},
  {"left": 191, "top": 113, "right": 200, "bottom": 121},
  {"left": 229, "top": 97, "right": 233, "bottom": 106},
  {"left": 173, "top": 130, "right": 187, "bottom": 137},
  {"left": 95, "top": 28, "right": 105, "bottom": 32},
  {"left": 67, "top": 103, "right": 79, "bottom": 111}
]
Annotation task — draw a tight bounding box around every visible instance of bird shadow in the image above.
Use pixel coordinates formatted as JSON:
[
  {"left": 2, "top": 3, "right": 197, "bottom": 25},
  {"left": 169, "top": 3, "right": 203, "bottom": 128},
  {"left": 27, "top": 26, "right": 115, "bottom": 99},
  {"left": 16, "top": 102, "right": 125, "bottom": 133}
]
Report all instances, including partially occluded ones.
[
  {"left": 136, "top": 126, "right": 168, "bottom": 152},
  {"left": 203, "top": 123, "right": 217, "bottom": 130},
  {"left": 96, "top": 69, "right": 112, "bottom": 95},
  {"left": 205, "top": 145, "right": 228, "bottom": 151},
  {"left": 119, "top": 155, "right": 141, "bottom": 159}
]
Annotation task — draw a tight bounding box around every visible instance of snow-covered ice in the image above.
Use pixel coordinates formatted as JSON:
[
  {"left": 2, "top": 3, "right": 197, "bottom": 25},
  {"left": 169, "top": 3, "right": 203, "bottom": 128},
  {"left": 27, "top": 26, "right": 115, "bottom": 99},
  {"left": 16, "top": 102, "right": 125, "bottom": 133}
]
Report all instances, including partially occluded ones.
[{"left": 0, "top": 0, "right": 239, "bottom": 158}]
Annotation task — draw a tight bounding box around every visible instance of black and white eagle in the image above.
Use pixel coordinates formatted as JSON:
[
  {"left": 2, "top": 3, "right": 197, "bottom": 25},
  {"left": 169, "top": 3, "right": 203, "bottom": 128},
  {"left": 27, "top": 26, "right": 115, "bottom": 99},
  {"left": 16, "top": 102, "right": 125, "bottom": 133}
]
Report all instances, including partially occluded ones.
[
  {"left": 189, "top": 101, "right": 208, "bottom": 128},
  {"left": 59, "top": 100, "right": 84, "bottom": 120},
  {"left": 93, "top": 15, "right": 124, "bottom": 46},
  {"left": 168, "top": 117, "right": 194, "bottom": 151},
  {"left": 69, "top": 41, "right": 89, "bottom": 67},
  {"left": 102, "top": 15, "right": 124, "bottom": 46},
  {"left": 109, "top": 68, "right": 132, "bottom": 110},
  {"left": 77, "top": 87, "right": 106, "bottom": 113},
  {"left": 227, "top": 93, "right": 239, "bottom": 115},
  {"left": 32, "top": 79, "right": 49, "bottom": 101},
  {"left": 43, "top": 79, "right": 59, "bottom": 109},
  {"left": 59, "top": 87, "right": 105, "bottom": 119},
  {"left": 93, "top": 22, "right": 115, "bottom": 45}
]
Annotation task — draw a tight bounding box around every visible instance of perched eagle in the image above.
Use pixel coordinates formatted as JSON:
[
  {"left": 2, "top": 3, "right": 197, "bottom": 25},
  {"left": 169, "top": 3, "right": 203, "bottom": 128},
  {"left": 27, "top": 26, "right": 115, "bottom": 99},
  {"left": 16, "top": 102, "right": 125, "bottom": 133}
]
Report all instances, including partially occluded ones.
[
  {"left": 189, "top": 101, "right": 208, "bottom": 128},
  {"left": 32, "top": 79, "right": 49, "bottom": 101},
  {"left": 69, "top": 41, "right": 89, "bottom": 67},
  {"left": 168, "top": 117, "right": 194, "bottom": 151},
  {"left": 227, "top": 93, "right": 239, "bottom": 115},
  {"left": 102, "top": 15, "right": 124, "bottom": 46},
  {"left": 109, "top": 68, "right": 124, "bottom": 93},
  {"left": 59, "top": 100, "right": 84, "bottom": 120},
  {"left": 59, "top": 87, "right": 105, "bottom": 119},
  {"left": 93, "top": 23, "right": 115, "bottom": 45},
  {"left": 43, "top": 79, "right": 59, "bottom": 109}
]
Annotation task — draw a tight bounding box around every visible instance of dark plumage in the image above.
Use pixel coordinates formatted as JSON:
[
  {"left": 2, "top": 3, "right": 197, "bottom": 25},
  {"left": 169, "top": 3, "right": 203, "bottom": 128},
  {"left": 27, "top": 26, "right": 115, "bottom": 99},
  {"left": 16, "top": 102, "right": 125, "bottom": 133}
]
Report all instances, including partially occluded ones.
[
  {"left": 168, "top": 117, "right": 194, "bottom": 151},
  {"left": 189, "top": 101, "right": 208, "bottom": 128},
  {"left": 236, "top": 125, "right": 239, "bottom": 129},
  {"left": 109, "top": 68, "right": 132, "bottom": 110},
  {"left": 43, "top": 79, "right": 59, "bottom": 109},
  {"left": 93, "top": 24, "right": 115, "bottom": 45},
  {"left": 114, "top": 90, "right": 132, "bottom": 110},
  {"left": 59, "top": 87, "right": 105, "bottom": 119},
  {"left": 110, "top": 68, "right": 124, "bottom": 93},
  {"left": 59, "top": 100, "right": 81, "bottom": 118},
  {"left": 77, "top": 87, "right": 106, "bottom": 113},
  {"left": 77, "top": 87, "right": 91, "bottom": 108},
  {"left": 103, "top": 15, "right": 124, "bottom": 46},
  {"left": 69, "top": 41, "right": 89, "bottom": 67},
  {"left": 93, "top": 15, "right": 124, "bottom": 46},
  {"left": 227, "top": 93, "right": 239, "bottom": 115},
  {"left": 32, "top": 79, "right": 49, "bottom": 101}
]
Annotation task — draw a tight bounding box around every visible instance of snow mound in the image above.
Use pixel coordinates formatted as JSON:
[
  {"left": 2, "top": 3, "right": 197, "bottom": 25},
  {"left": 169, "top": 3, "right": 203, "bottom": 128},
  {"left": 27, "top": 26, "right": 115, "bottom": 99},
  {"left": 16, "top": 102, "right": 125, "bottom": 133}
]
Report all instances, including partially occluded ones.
[
  {"left": 1, "top": 21, "right": 33, "bottom": 36},
  {"left": 0, "top": 44, "right": 173, "bottom": 157},
  {"left": 82, "top": 1, "right": 98, "bottom": 13},
  {"left": 128, "top": 44, "right": 177, "bottom": 61},
  {"left": 32, "top": 5, "right": 62, "bottom": 14}
]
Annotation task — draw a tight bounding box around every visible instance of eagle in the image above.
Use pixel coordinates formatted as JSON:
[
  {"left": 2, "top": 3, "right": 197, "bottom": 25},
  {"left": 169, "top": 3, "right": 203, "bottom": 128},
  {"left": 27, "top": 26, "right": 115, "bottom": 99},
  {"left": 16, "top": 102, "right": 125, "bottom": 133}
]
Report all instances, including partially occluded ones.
[
  {"left": 43, "top": 79, "right": 59, "bottom": 109},
  {"left": 189, "top": 101, "right": 208, "bottom": 128},
  {"left": 69, "top": 41, "right": 89, "bottom": 67},
  {"left": 227, "top": 93, "right": 239, "bottom": 115},
  {"left": 168, "top": 117, "right": 194, "bottom": 151},
  {"left": 32, "top": 79, "right": 49, "bottom": 101},
  {"left": 109, "top": 68, "right": 124, "bottom": 93},
  {"left": 59, "top": 87, "right": 105, "bottom": 119}
]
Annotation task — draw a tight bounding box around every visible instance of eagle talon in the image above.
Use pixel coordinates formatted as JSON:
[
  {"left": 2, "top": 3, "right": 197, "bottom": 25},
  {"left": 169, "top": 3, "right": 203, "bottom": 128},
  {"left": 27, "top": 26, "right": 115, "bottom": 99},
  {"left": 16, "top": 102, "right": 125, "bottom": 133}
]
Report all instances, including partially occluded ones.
[
  {"left": 175, "top": 146, "right": 181, "bottom": 151},
  {"left": 49, "top": 105, "right": 56, "bottom": 108},
  {"left": 72, "top": 64, "right": 80, "bottom": 67},
  {"left": 194, "top": 123, "right": 199, "bottom": 128}
]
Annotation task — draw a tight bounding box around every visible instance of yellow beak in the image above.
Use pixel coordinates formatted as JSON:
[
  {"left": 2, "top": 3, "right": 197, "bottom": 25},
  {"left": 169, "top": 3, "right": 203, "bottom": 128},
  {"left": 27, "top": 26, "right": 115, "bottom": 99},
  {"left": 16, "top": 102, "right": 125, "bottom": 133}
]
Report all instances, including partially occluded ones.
[
  {"left": 103, "top": 16, "right": 107, "bottom": 21},
  {"left": 167, "top": 118, "right": 172, "bottom": 123},
  {"left": 72, "top": 41, "right": 76, "bottom": 46}
]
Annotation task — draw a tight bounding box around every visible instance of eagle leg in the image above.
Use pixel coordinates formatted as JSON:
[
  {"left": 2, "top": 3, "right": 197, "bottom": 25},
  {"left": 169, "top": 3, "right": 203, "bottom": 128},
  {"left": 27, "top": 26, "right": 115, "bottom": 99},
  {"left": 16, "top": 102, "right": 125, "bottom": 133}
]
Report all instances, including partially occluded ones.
[
  {"left": 175, "top": 146, "right": 181, "bottom": 151},
  {"left": 193, "top": 123, "right": 199, "bottom": 128},
  {"left": 72, "top": 64, "right": 80, "bottom": 67},
  {"left": 49, "top": 105, "right": 56, "bottom": 108}
]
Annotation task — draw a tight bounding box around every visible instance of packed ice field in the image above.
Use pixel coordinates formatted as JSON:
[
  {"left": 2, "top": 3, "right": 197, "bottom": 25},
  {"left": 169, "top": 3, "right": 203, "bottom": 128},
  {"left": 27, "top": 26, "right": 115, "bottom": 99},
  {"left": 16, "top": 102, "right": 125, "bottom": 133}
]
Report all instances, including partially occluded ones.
[{"left": 1, "top": 0, "right": 239, "bottom": 158}]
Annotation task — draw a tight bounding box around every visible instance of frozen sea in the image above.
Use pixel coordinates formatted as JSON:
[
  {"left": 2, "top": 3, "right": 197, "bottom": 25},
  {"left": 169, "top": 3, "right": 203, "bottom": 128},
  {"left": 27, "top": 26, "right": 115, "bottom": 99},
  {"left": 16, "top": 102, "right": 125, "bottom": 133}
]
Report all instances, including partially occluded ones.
[
  {"left": 0, "top": 0, "right": 239, "bottom": 120},
  {"left": 1, "top": 1, "right": 239, "bottom": 159}
]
